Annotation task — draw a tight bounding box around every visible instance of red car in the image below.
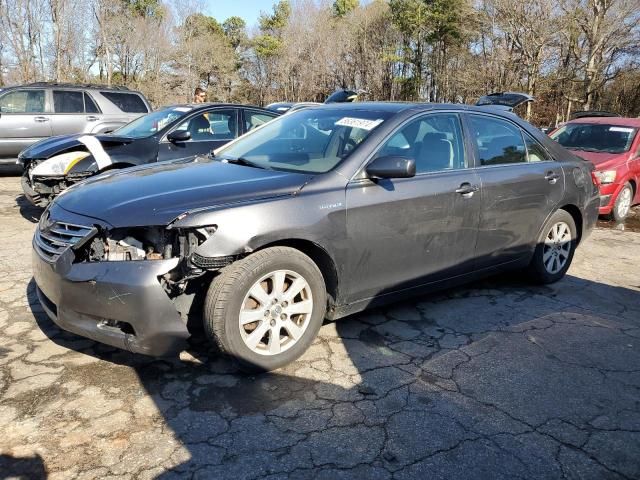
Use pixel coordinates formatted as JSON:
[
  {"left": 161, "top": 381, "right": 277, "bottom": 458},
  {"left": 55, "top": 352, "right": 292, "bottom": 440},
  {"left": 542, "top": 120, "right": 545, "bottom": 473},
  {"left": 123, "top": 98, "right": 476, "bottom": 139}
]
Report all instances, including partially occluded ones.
[{"left": 550, "top": 116, "right": 640, "bottom": 221}]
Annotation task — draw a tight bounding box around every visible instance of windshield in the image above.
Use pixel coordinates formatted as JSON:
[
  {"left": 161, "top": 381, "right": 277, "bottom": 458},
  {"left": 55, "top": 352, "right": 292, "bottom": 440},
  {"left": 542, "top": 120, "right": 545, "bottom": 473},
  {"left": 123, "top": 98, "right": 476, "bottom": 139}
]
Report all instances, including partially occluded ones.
[
  {"left": 215, "top": 108, "right": 392, "bottom": 173},
  {"left": 550, "top": 123, "right": 637, "bottom": 154},
  {"left": 113, "top": 107, "right": 192, "bottom": 138}
]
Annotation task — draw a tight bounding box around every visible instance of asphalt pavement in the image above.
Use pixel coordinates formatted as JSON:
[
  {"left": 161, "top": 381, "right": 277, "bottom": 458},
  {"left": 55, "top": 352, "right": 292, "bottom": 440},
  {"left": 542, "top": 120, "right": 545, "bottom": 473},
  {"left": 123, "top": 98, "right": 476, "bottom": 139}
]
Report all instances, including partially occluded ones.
[{"left": 1, "top": 175, "right": 639, "bottom": 479}]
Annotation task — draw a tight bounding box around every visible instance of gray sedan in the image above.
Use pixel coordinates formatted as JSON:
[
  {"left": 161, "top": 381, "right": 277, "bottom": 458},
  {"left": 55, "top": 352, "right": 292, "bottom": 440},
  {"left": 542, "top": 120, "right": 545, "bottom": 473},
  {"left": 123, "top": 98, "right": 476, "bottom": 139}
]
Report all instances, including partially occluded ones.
[{"left": 32, "top": 102, "right": 599, "bottom": 371}]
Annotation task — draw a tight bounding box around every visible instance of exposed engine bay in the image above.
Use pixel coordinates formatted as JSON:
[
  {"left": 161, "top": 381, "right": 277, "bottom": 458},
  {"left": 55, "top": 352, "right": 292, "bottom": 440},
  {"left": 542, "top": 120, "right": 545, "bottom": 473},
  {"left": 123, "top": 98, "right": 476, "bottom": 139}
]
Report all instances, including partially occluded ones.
[
  {"left": 77, "top": 225, "right": 233, "bottom": 300},
  {"left": 23, "top": 157, "right": 93, "bottom": 207}
]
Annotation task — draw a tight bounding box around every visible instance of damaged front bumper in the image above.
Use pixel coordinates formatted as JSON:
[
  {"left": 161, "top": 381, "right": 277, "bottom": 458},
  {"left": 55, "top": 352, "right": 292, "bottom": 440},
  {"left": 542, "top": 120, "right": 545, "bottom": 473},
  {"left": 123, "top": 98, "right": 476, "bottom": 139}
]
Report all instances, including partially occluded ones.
[
  {"left": 21, "top": 173, "right": 47, "bottom": 207},
  {"left": 32, "top": 205, "right": 191, "bottom": 356},
  {"left": 21, "top": 164, "right": 91, "bottom": 208},
  {"left": 33, "top": 248, "right": 190, "bottom": 356}
]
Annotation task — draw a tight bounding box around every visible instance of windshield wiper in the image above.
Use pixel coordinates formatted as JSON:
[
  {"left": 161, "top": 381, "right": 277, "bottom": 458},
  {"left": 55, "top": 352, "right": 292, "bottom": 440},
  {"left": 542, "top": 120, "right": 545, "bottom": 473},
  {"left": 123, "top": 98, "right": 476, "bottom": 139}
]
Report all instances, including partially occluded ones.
[
  {"left": 219, "top": 156, "right": 269, "bottom": 170},
  {"left": 566, "top": 147, "right": 602, "bottom": 153}
]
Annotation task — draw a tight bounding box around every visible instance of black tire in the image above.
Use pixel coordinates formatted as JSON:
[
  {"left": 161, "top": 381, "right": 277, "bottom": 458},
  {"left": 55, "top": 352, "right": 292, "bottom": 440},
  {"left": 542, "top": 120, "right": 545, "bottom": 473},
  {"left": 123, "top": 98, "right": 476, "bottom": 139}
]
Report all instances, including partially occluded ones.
[
  {"left": 610, "top": 182, "right": 633, "bottom": 223},
  {"left": 526, "top": 209, "right": 577, "bottom": 284},
  {"left": 203, "top": 246, "right": 327, "bottom": 372}
]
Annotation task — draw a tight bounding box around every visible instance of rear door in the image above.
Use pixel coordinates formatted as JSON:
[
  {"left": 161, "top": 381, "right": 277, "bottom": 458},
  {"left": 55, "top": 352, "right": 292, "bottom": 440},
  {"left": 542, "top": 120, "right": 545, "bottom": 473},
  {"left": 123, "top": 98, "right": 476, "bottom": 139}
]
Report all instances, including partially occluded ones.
[
  {"left": 344, "top": 112, "right": 482, "bottom": 302},
  {"left": 0, "top": 88, "right": 51, "bottom": 161},
  {"left": 157, "top": 108, "right": 239, "bottom": 162},
  {"left": 50, "top": 89, "right": 88, "bottom": 135},
  {"left": 466, "top": 113, "right": 564, "bottom": 269}
]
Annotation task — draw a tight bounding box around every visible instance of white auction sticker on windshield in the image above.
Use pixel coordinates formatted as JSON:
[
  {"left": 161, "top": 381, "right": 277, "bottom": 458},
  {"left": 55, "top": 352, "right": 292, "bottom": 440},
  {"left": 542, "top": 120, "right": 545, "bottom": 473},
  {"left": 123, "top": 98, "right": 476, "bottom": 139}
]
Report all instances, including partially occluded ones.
[
  {"left": 609, "top": 127, "right": 634, "bottom": 133},
  {"left": 174, "top": 107, "right": 192, "bottom": 112},
  {"left": 335, "top": 117, "right": 383, "bottom": 130}
]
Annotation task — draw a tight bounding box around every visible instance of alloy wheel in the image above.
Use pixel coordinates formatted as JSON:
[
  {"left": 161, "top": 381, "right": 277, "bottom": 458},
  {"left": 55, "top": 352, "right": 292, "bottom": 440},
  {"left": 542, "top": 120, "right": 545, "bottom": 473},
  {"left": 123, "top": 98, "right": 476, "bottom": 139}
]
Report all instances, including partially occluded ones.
[
  {"left": 238, "top": 269, "right": 313, "bottom": 356},
  {"left": 616, "top": 187, "right": 632, "bottom": 220},
  {"left": 543, "top": 221, "right": 572, "bottom": 274}
]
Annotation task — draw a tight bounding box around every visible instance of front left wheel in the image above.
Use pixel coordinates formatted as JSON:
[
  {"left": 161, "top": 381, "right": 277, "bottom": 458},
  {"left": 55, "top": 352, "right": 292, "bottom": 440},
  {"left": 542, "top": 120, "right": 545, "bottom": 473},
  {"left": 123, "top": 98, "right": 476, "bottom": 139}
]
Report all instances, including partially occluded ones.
[
  {"left": 203, "top": 247, "right": 327, "bottom": 371},
  {"left": 611, "top": 182, "right": 633, "bottom": 222}
]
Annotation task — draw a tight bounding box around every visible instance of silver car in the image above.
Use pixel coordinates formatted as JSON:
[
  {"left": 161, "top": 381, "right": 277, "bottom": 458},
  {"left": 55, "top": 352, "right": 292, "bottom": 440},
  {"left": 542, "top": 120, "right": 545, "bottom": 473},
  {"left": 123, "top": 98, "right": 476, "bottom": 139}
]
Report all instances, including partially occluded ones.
[{"left": 0, "top": 82, "right": 151, "bottom": 165}]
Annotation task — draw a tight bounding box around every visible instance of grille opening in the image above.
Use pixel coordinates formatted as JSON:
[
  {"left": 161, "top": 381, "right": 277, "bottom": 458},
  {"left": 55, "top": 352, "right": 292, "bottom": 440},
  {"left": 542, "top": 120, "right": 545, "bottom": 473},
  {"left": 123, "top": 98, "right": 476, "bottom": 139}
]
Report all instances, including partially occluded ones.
[{"left": 35, "top": 220, "right": 93, "bottom": 262}]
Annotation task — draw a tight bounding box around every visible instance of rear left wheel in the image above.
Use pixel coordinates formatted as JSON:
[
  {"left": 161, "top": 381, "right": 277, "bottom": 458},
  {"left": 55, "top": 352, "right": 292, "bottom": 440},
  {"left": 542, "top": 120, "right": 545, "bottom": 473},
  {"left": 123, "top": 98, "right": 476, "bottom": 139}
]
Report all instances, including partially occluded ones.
[
  {"left": 203, "top": 247, "right": 327, "bottom": 371},
  {"left": 526, "top": 209, "right": 577, "bottom": 284}
]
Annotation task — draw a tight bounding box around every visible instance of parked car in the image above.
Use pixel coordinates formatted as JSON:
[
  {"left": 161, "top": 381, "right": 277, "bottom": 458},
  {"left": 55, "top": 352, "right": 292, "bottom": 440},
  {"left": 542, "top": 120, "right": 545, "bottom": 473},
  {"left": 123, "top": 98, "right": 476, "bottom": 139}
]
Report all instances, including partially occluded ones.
[
  {"left": 549, "top": 116, "right": 640, "bottom": 221},
  {"left": 0, "top": 82, "right": 151, "bottom": 166},
  {"left": 32, "top": 102, "right": 599, "bottom": 370},
  {"left": 266, "top": 102, "right": 321, "bottom": 113},
  {"left": 475, "top": 92, "right": 534, "bottom": 112},
  {"left": 19, "top": 103, "right": 279, "bottom": 206}
]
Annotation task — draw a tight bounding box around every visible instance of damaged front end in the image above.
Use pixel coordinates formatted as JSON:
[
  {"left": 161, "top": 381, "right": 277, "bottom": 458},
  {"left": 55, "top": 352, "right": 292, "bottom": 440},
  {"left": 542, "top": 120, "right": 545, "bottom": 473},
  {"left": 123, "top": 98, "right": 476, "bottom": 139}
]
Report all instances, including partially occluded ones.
[
  {"left": 75, "top": 223, "right": 237, "bottom": 317},
  {"left": 22, "top": 153, "right": 93, "bottom": 207},
  {"left": 33, "top": 207, "right": 238, "bottom": 356}
]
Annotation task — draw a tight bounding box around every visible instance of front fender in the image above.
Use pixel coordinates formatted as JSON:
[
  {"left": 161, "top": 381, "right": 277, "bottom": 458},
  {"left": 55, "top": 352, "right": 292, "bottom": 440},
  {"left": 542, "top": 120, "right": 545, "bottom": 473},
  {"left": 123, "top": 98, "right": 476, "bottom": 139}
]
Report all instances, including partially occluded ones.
[
  {"left": 172, "top": 190, "right": 347, "bottom": 261},
  {"left": 89, "top": 122, "right": 126, "bottom": 134}
]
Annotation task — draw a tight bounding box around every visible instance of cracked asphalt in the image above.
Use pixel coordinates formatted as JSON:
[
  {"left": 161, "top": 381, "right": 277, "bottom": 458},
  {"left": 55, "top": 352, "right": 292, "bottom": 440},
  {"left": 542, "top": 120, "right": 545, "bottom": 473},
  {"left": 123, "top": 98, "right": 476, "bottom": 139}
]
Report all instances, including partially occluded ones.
[{"left": 1, "top": 174, "right": 640, "bottom": 480}]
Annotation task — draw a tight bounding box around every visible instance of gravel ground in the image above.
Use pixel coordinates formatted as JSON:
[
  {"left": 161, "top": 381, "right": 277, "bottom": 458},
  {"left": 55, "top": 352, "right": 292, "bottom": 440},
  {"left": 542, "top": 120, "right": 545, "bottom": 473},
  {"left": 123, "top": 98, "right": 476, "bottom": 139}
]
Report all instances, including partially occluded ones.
[{"left": 1, "top": 174, "right": 639, "bottom": 480}]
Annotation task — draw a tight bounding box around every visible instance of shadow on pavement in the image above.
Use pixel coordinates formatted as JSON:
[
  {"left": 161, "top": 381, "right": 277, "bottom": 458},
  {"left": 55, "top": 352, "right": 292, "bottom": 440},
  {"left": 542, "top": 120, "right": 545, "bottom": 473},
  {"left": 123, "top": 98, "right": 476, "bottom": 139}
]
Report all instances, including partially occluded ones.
[
  {"left": 0, "top": 453, "right": 47, "bottom": 480},
  {"left": 15, "top": 194, "right": 43, "bottom": 224},
  {"left": 22, "top": 273, "right": 640, "bottom": 479}
]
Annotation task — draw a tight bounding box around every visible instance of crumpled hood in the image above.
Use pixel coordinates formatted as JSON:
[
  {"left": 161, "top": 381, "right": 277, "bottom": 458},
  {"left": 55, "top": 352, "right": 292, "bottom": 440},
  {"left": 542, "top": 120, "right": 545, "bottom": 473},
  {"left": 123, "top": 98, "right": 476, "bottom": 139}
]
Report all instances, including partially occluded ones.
[
  {"left": 569, "top": 149, "right": 628, "bottom": 169},
  {"left": 54, "top": 160, "right": 313, "bottom": 227},
  {"left": 19, "top": 133, "right": 133, "bottom": 161}
]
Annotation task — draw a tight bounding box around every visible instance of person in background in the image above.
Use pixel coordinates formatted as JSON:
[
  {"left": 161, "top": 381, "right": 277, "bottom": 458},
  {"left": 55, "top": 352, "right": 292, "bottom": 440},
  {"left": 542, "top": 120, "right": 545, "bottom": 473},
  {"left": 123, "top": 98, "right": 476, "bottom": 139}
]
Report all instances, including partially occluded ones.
[{"left": 193, "top": 87, "right": 207, "bottom": 104}]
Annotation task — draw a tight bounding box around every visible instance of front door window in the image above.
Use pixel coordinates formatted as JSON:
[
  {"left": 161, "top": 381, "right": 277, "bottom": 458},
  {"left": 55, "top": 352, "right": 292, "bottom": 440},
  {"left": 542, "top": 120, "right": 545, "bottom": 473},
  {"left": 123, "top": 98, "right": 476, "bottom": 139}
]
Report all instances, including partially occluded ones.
[{"left": 0, "top": 90, "right": 46, "bottom": 113}]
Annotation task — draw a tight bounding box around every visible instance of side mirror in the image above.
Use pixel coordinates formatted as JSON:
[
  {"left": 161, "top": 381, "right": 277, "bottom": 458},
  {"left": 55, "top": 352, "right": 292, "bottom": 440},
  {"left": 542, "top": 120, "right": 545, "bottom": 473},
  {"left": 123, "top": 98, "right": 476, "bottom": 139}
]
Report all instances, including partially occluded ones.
[
  {"left": 366, "top": 155, "right": 416, "bottom": 179},
  {"left": 167, "top": 130, "right": 191, "bottom": 143}
]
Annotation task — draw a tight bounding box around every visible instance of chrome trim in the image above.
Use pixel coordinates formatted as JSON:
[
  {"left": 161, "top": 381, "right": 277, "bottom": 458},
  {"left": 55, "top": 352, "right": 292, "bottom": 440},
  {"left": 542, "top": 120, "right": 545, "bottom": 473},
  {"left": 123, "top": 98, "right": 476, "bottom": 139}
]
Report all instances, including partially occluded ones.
[
  {"left": 39, "top": 231, "right": 71, "bottom": 245},
  {"left": 50, "top": 227, "right": 85, "bottom": 237},
  {"left": 34, "top": 218, "right": 94, "bottom": 263},
  {"left": 34, "top": 232, "right": 64, "bottom": 255}
]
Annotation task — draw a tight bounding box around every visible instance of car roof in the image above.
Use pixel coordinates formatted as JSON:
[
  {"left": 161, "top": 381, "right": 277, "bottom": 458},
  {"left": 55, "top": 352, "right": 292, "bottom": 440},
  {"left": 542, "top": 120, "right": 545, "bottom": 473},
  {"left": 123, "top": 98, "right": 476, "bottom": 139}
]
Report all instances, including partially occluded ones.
[
  {"left": 3, "top": 82, "right": 135, "bottom": 92},
  {"left": 298, "top": 101, "right": 524, "bottom": 117},
  {"left": 566, "top": 116, "right": 640, "bottom": 128},
  {"left": 162, "top": 103, "right": 274, "bottom": 112}
]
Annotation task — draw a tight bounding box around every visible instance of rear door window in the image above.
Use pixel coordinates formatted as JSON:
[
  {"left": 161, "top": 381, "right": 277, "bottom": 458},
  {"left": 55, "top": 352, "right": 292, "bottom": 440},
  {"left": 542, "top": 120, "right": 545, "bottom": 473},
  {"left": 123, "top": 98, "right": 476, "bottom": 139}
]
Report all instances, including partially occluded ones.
[
  {"left": 0, "top": 89, "right": 46, "bottom": 113},
  {"left": 245, "top": 110, "right": 278, "bottom": 132},
  {"left": 84, "top": 93, "right": 100, "bottom": 113},
  {"left": 523, "top": 132, "right": 552, "bottom": 162},
  {"left": 469, "top": 115, "right": 527, "bottom": 166},
  {"left": 53, "top": 90, "right": 84, "bottom": 113},
  {"left": 100, "top": 92, "right": 149, "bottom": 113},
  {"left": 174, "top": 109, "right": 237, "bottom": 141}
]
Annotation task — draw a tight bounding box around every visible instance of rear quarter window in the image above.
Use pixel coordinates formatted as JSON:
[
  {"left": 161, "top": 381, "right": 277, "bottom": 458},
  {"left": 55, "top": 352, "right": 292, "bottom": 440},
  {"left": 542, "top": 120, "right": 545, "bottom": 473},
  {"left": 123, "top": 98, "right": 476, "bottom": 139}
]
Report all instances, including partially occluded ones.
[{"left": 100, "top": 92, "right": 149, "bottom": 113}]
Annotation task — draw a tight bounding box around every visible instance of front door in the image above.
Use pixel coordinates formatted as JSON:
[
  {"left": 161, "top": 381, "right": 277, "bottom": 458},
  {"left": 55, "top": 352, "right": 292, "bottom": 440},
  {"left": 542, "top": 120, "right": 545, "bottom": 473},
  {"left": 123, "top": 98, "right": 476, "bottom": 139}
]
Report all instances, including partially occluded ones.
[
  {"left": 0, "top": 88, "right": 51, "bottom": 161},
  {"left": 344, "top": 112, "right": 482, "bottom": 303},
  {"left": 466, "top": 113, "right": 565, "bottom": 268},
  {"left": 157, "top": 108, "right": 239, "bottom": 162}
]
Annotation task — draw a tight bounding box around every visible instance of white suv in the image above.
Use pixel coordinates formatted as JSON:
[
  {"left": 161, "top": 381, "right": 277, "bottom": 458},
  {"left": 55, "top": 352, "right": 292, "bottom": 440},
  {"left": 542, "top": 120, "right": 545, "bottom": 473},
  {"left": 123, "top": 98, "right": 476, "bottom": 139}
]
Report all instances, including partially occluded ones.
[{"left": 0, "top": 82, "right": 151, "bottom": 165}]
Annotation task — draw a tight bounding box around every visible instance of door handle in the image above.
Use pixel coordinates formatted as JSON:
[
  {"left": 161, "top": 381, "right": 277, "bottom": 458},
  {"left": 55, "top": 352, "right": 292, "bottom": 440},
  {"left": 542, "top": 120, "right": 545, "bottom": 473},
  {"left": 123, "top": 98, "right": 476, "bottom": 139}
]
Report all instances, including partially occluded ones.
[
  {"left": 455, "top": 183, "right": 479, "bottom": 197},
  {"left": 86, "top": 115, "right": 99, "bottom": 121},
  {"left": 545, "top": 171, "right": 560, "bottom": 184},
  {"left": 34, "top": 116, "right": 49, "bottom": 122}
]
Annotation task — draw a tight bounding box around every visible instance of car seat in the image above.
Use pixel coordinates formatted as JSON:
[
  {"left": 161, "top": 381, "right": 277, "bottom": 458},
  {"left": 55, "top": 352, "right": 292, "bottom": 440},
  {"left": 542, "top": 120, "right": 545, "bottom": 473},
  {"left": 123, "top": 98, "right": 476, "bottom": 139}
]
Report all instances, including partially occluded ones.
[
  {"left": 189, "top": 115, "right": 212, "bottom": 140},
  {"left": 416, "top": 133, "right": 453, "bottom": 171},
  {"left": 228, "top": 116, "right": 237, "bottom": 137}
]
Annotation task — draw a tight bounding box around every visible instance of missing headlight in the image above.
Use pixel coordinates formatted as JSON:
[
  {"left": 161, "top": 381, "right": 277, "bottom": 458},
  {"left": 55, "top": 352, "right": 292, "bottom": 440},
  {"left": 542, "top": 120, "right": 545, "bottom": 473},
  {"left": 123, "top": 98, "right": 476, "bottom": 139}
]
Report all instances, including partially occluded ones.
[{"left": 79, "top": 226, "right": 212, "bottom": 264}]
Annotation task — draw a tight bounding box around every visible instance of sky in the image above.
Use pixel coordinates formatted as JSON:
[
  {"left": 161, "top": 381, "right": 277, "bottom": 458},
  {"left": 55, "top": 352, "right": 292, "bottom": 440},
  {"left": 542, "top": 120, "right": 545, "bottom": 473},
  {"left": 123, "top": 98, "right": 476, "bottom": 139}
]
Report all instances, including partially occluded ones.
[{"left": 204, "top": 0, "right": 278, "bottom": 28}]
